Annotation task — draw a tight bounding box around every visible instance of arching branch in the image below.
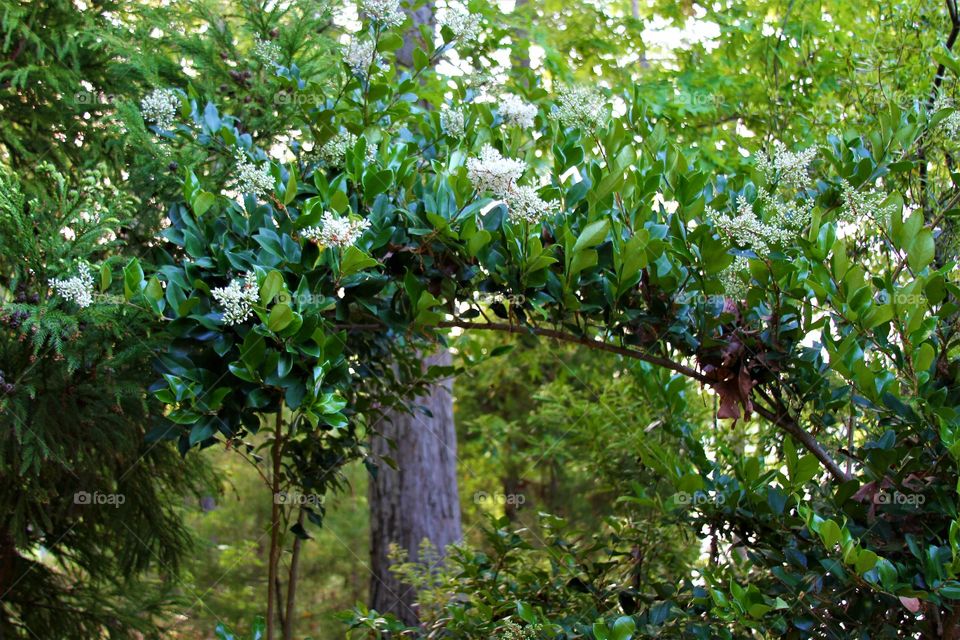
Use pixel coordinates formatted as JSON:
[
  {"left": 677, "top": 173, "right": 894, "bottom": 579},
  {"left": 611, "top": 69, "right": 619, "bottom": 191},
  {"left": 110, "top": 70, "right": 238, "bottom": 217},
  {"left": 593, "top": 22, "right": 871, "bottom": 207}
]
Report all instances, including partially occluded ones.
[{"left": 336, "top": 318, "right": 851, "bottom": 482}]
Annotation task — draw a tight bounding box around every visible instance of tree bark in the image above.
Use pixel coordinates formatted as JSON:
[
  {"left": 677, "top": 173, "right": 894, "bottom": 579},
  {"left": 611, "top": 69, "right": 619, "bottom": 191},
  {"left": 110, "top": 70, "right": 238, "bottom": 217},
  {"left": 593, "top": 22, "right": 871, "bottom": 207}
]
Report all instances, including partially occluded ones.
[
  {"left": 368, "top": 349, "right": 462, "bottom": 625},
  {"left": 282, "top": 509, "right": 305, "bottom": 640},
  {"left": 396, "top": 0, "right": 435, "bottom": 69},
  {"left": 266, "top": 405, "right": 284, "bottom": 640}
]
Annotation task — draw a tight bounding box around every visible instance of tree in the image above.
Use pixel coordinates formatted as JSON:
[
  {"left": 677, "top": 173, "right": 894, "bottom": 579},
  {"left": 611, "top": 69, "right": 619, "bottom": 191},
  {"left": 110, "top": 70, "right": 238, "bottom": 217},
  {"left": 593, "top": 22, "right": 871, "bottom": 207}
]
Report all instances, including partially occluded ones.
[
  {"left": 35, "top": 0, "right": 960, "bottom": 636},
  {"left": 363, "top": 1, "right": 463, "bottom": 625},
  {"left": 0, "top": 162, "right": 212, "bottom": 639},
  {"left": 368, "top": 349, "right": 462, "bottom": 624}
]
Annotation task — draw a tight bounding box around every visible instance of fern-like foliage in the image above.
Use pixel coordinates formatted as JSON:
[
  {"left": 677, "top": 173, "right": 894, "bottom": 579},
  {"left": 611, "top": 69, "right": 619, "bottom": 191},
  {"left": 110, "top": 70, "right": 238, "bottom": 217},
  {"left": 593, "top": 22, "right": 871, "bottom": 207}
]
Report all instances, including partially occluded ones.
[{"left": 0, "top": 164, "right": 214, "bottom": 639}]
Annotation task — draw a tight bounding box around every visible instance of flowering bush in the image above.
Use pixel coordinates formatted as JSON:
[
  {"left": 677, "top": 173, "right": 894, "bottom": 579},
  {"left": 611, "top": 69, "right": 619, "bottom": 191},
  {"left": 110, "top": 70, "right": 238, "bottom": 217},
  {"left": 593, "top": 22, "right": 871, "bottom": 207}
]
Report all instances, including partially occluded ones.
[{"left": 16, "top": 0, "right": 960, "bottom": 636}]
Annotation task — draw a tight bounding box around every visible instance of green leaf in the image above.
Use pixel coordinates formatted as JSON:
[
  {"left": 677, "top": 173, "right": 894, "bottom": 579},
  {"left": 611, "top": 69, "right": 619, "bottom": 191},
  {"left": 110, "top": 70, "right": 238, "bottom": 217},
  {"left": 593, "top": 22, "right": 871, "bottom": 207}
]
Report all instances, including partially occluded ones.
[
  {"left": 516, "top": 601, "right": 536, "bottom": 624},
  {"left": 214, "top": 623, "right": 236, "bottom": 640},
  {"left": 573, "top": 220, "right": 610, "bottom": 254},
  {"left": 189, "top": 422, "right": 214, "bottom": 446},
  {"left": 260, "top": 271, "right": 284, "bottom": 305},
  {"left": 268, "top": 304, "right": 294, "bottom": 332},
  {"left": 914, "top": 342, "right": 936, "bottom": 372},
  {"left": 907, "top": 228, "right": 935, "bottom": 272},
  {"left": 379, "top": 32, "right": 404, "bottom": 51},
  {"left": 283, "top": 168, "right": 298, "bottom": 205},
  {"left": 330, "top": 189, "right": 350, "bottom": 214},
  {"left": 250, "top": 616, "right": 265, "bottom": 640},
  {"left": 413, "top": 47, "right": 429, "bottom": 71},
  {"left": 193, "top": 190, "right": 216, "bottom": 215},
  {"left": 611, "top": 616, "right": 636, "bottom": 640},
  {"left": 855, "top": 549, "right": 879, "bottom": 574},
  {"left": 876, "top": 558, "right": 898, "bottom": 589},
  {"left": 100, "top": 264, "right": 112, "bottom": 292},
  {"left": 819, "top": 520, "right": 842, "bottom": 549},
  {"left": 467, "top": 229, "right": 491, "bottom": 256},
  {"left": 340, "top": 245, "right": 379, "bottom": 277},
  {"left": 362, "top": 169, "right": 394, "bottom": 201},
  {"left": 144, "top": 276, "right": 164, "bottom": 302},
  {"left": 123, "top": 258, "right": 144, "bottom": 300}
]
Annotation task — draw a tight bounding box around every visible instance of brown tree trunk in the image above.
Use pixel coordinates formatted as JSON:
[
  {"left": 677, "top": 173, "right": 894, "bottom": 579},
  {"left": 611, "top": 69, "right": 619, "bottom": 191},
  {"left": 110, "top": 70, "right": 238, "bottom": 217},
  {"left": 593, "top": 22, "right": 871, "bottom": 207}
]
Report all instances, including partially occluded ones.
[{"left": 368, "top": 349, "right": 462, "bottom": 625}]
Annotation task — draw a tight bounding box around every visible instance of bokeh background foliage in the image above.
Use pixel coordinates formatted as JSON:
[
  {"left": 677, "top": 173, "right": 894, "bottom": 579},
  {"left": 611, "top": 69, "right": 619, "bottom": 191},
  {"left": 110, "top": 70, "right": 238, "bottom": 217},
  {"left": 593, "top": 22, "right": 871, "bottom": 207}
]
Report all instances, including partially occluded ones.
[{"left": 3, "top": 0, "right": 960, "bottom": 638}]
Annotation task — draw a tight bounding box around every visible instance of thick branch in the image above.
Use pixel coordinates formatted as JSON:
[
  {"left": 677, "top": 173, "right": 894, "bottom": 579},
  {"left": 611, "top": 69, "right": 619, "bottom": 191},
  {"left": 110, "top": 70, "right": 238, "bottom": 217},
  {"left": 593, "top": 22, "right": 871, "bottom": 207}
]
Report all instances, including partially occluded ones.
[
  {"left": 436, "top": 320, "right": 713, "bottom": 384},
  {"left": 753, "top": 402, "right": 851, "bottom": 482},
  {"left": 336, "top": 318, "right": 850, "bottom": 482}
]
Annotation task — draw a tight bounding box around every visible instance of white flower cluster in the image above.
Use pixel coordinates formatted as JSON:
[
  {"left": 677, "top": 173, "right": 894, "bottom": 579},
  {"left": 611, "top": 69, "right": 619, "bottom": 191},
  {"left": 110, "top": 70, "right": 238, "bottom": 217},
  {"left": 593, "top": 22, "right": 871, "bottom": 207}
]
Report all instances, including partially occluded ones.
[
  {"left": 755, "top": 141, "right": 817, "bottom": 190},
  {"left": 497, "top": 622, "right": 544, "bottom": 640},
  {"left": 757, "top": 186, "right": 812, "bottom": 232},
  {"left": 465, "top": 71, "right": 495, "bottom": 92},
  {"left": 839, "top": 180, "right": 897, "bottom": 227},
  {"left": 498, "top": 93, "right": 537, "bottom": 129},
  {"left": 359, "top": 0, "right": 405, "bottom": 27},
  {"left": 708, "top": 195, "right": 792, "bottom": 258},
  {"left": 343, "top": 38, "right": 379, "bottom": 76},
  {"left": 505, "top": 185, "right": 556, "bottom": 224},
  {"left": 720, "top": 255, "right": 750, "bottom": 300},
  {"left": 934, "top": 95, "right": 960, "bottom": 139},
  {"left": 440, "top": 105, "right": 466, "bottom": 137},
  {"left": 551, "top": 85, "right": 606, "bottom": 131},
  {"left": 466, "top": 146, "right": 556, "bottom": 224},
  {"left": 236, "top": 154, "right": 275, "bottom": 197},
  {"left": 211, "top": 271, "right": 259, "bottom": 326},
  {"left": 438, "top": 6, "right": 482, "bottom": 42},
  {"left": 302, "top": 212, "right": 371, "bottom": 248},
  {"left": 254, "top": 38, "right": 282, "bottom": 66},
  {"left": 315, "top": 132, "right": 376, "bottom": 167},
  {"left": 140, "top": 88, "right": 179, "bottom": 130},
  {"left": 466, "top": 145, "right": 526, "bottom": 196},
  {"left": 49, "top": 263, "right": 95, "bottom": 308}
]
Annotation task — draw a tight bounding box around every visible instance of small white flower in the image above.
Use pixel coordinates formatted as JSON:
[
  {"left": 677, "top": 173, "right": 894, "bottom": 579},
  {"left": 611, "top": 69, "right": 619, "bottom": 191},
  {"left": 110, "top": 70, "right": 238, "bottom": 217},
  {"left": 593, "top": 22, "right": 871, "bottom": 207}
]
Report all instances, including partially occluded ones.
[
  {"left": 343, "top": 38, "right": 379, "bottom": 76},
  {"left": 720, "top": 255, "right": 750, "bottom": 300},
  {"left": 755, "top": 141, "right": 817, "bottom": 190},
  {"left": 839, "top": 180, "right": 897, "bottom": 227},
  {"left": 440, "top": 105, "right": 466, "bottom": 137},
  {"left": 504, "top": 185, "right": 556, "bottom": 224},
  {"left": 302, "top": 212, "right": 371, "bottom": 248},
  {"left": 359, "top": 0, "right": 405, "bottom": 27},
  {"left": 708, "top": 196, "right": 788, "bottom": 258},
  {"left": 466, "top": 145, "right": 526, "bottom": 197},
  {"left": 235, "top": 154, "right": 275, "bottom": 197},
  {"left": 934, "top": 95, "right": 960, "bottom": 139},
  {"left": 49, "top": 263, "right": 96, "bottom": 308},
  {"left": 254, "top": 38, "right": 282, "bottom": 66},
  {"left": 314, "top": 132, "right": 376, "bottom": 167},
  {"left": 211, "top": 271, "right": 259, "bottom": 326},
  {"left": 498, "top": 93, "right": 537, "bottom": 129},
  {"left": 140, "top": 88, "right": 179, "bottom": 130},
  {"left": 551, "top": 85, "right": 606, "bottom": 131},
  {"left": 438, "top": 6, "right": 482, "bottom": 42},
  {"left": 757, "top": 187, "right": 812, "bottom": 232}
]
